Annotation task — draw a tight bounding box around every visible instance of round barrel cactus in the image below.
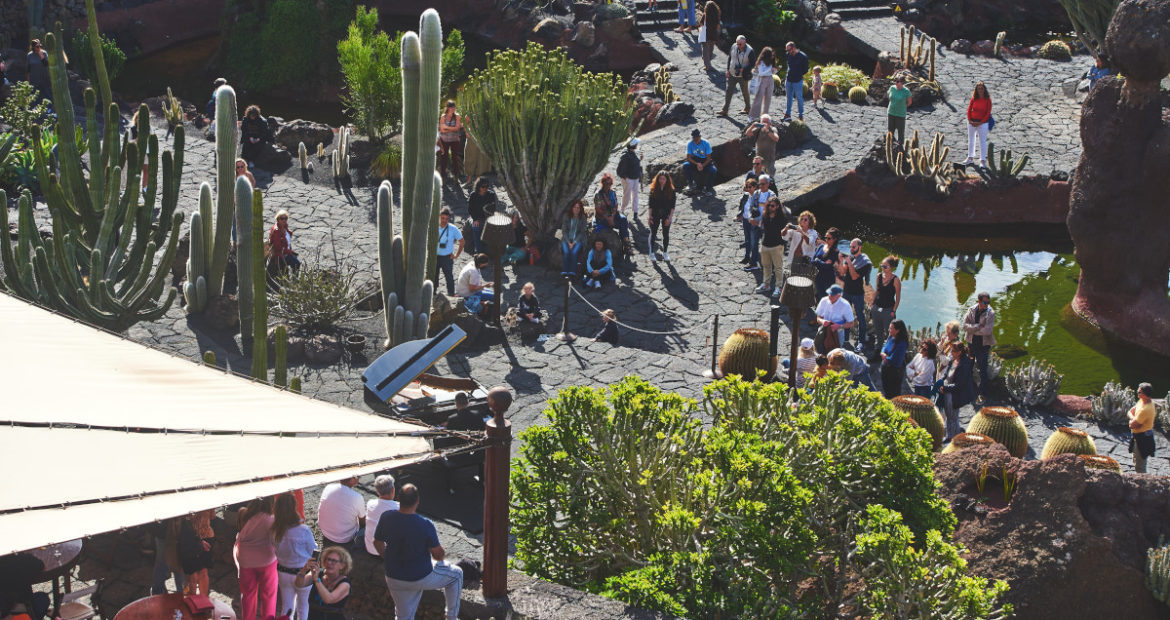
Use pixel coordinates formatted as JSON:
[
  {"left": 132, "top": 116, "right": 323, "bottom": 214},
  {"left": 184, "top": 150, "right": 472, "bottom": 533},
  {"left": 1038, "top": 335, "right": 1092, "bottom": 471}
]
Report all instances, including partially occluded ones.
[
  {"left": 1079, "top": 454, "right": 1121, "bottom": 472},
  {"left": 717, "top": 328, "right": 776, "bottom": 381},
  {"left": 966, "top": 406, "right": 1029, "bottom": 457},
  {"left": 941, "top": 432, "right": 997, "bottom": 454},
  {"left": 848, "top": 86, "right": 867, "bottom": 103},
  {"left": 891, "top": 395, "right": 945, "bottom": 450},
  {"left": 1040, "top": 427, "right": 1097, "bottom": 459}
]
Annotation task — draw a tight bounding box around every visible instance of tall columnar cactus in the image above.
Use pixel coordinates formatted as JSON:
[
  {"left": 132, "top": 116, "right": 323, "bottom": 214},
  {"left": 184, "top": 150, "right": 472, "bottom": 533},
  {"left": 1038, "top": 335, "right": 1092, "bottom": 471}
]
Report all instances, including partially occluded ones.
[
  {"left": 183, "top": 84, "right": 240, "bottom": 313},
  {"left": 966, "top": 406, "right": 1029, "bottom": 457},
  {"left": 1147, "top": 539, "right": 1170, "bottom": 605},
  {"left": 986, "top": 142, "right": 1030, "bottom": 180},
  {"left": 235, "top": 176, "right": 255, "bottom": 341},
  {"left": 940, "top": 432, "right": 997, "bottom": 454},
  {"left": 1005, "top": 359, "right": 1062, "bottom": 407},
  {"left": 0, "top": 3, "right": 184, "bottom": 332},
  {"left": 274, "top": 325, "right": 288, "bottom": 388},
  {"left": 717, "top": 328, "right": 775, "bottom": 380},
  {"left": 890, "top": 395, "right": 945, "bottom": 450},
  {"left": 298, "top": 142, "right": 308, "bottom": 170},
  {"left": 1041, "top": 427, "right": 1098, "bottom": 459},
  {"left": 460, "top": 41, "right": 634, "bottom": 245},
  {"left": 378, "top": 9, "right": 443, "bottom": 349},
  {"left": 993, "top": 31, "right": 1006, "bottom": 57},
  {"left": 249, "top": 189, "right": 267, "bottom": 375},
  {"left": 332, "top": 126, "right": 351, "bottom": 179},
  {"left": 203, "top": 350, "right": 216, "bottom": 367}
]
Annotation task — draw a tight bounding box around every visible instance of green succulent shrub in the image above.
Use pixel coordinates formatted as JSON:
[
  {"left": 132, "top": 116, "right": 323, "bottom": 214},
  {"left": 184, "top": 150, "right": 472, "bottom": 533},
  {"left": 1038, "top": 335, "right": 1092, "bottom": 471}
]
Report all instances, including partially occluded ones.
[
  {"left": 750, "top": 0, "right": 797, "bottom": 50},
  {"left": 368, "top": 140, "right": 402, "bottom": 180},
  {"left": 1005, "top": 358, "right": 1062, "bottom": 407},
  {"left": 0, "top": 82, "right": 53, "bottom": 145},
  {"left": 271, "top": 264, "right": 361, "bottom": 331},
  {"left": 512, "top": 374, "right": 978, "bottom": 618},
  {"left": 1037, "top": 39, "right": 1073, "bottom": 60},
  {"left": 849, "top": 85, "right": 868, "bottom": 103},
  {"left": 1089, "top": 380, "right": 1135, "bottom": 427},
  {"left": 594, "top": 2, "right": 631, "bottom": 19},
  {"left": 71, "top": 30, "right": 126, "bottom": 84},
  {"left": 854, "top": 504, "right": 1012, "bottom": 618},
  {"left": 806, "top": 63, "right": 870, "bottom": 92}
]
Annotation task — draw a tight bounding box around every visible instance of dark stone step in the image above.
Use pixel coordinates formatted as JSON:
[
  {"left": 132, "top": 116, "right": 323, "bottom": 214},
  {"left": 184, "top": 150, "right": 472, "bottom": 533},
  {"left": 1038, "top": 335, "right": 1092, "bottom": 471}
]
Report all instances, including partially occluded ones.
[
  {"left": 829, "top": 0, "right": 890, "bottom": 7},
  {"left": 834, "top": 6, "right": 894, "bottom": 18},
  {"left": 633, "top": 0, "right": 679, "bottom": 8}
]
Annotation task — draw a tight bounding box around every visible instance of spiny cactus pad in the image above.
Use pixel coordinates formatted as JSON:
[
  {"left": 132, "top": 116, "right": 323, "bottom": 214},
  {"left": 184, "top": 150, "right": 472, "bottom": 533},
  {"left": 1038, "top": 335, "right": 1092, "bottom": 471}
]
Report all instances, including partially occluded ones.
[
  {"left": 1041, "top": 427, "right": 1097, "bottom": 459},
  {"left": 941, "top": 432, "right": 997, "bottom": 454},
  {"left": 1080, "top": 454, "right": 1121, "bottom": 472},
  {"left": 891, "top": 395, "right": 945, "bottom": 450},
  {"left": 966, "top": 406, "right": 1029, "bottom": 457},
  {"left": 717, "top": 328, "right": 776, "bottom": 380}
]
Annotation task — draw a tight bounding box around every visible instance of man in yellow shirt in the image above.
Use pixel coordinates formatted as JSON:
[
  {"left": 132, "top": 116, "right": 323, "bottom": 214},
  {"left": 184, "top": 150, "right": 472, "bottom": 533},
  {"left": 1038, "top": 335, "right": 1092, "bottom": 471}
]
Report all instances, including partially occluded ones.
[{"left": 1128, "top": 383, "right": 1157, "bottom": 473}]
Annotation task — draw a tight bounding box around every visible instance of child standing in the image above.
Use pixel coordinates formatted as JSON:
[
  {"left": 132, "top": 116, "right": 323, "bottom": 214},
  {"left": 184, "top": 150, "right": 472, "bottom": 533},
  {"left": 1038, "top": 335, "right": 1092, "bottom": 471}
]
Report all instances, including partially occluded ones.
[
  {"left": 906, "top": 339, "right": 938, "bottom": 397},
  {"left": 593, "top": 309, "right": 620, "bottom": 345},
  {"left": 517, "top": 282, "right": 541, "bottom": 324},
  {"left": 811, "top": 66, "right": 824, "bottom": 107}
]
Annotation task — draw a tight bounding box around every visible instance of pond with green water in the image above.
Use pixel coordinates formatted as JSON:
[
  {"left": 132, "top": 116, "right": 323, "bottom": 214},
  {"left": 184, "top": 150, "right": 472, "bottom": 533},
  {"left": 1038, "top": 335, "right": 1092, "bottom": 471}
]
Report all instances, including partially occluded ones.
[{"left": 811, "top": 205, "right": 1170, "bottom": 396}]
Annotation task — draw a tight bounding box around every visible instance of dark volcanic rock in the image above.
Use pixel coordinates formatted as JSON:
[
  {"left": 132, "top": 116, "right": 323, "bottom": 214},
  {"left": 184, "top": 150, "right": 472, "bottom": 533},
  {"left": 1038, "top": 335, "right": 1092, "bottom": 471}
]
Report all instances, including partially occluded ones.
[
  {"left": 653, "top": 102, "right": 695, "bottom": 125},
  {"left": 273, "top": 119, "right": 334, "bottom": 153},
  {"left": 304, "top": 334, "right": 343, "bottom": 364},
  {"left": 205, "top": 294, "right": 240, "bottom": 331}
]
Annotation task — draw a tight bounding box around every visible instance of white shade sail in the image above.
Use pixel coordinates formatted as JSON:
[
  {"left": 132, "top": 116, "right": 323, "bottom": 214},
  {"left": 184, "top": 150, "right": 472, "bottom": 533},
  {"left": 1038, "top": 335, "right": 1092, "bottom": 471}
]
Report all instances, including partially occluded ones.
[{"left": 0, "top": 293, "right": 435, "bottom": 556}]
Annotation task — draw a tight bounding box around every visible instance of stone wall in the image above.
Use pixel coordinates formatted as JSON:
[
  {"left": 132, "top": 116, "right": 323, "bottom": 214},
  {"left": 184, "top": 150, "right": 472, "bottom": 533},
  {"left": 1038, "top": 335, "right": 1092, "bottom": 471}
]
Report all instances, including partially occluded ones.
[{"left": 1, "top": 0, "right": 86, "bottom": 52}]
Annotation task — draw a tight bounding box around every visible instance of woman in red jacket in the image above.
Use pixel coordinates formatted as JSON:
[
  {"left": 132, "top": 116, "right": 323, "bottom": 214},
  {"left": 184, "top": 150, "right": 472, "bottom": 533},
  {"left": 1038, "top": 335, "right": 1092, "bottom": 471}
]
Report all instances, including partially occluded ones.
[
  {"left": 963, "top": 82, "right": 992, "bottom": 168},
  {"left": 269, "top": 209, "right": 301, "bottom": 275}
]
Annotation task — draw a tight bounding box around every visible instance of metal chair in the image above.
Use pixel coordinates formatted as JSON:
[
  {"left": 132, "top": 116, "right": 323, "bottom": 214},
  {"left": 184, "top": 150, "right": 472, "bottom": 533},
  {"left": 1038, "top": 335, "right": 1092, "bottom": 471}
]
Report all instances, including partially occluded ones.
[{"left": 57, "top": 578, "right": 105, "bottom": 620}]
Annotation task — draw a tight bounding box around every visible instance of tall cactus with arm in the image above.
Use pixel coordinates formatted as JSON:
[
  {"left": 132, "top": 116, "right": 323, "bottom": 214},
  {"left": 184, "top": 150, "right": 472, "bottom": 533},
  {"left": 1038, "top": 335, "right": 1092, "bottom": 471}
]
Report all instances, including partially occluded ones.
[
  {"left": 378, "top": 9, "right": 442, "bottom": 349},
  {"left": 0, "top": 3, "right": 184, "bottom": 332}
]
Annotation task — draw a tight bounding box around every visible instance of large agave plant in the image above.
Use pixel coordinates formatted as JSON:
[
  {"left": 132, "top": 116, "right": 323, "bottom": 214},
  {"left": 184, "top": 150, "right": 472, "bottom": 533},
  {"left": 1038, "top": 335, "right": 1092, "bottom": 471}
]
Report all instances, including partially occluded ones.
[{"left": 1005, "top": 358, "right": 1062, "bottom": 408}]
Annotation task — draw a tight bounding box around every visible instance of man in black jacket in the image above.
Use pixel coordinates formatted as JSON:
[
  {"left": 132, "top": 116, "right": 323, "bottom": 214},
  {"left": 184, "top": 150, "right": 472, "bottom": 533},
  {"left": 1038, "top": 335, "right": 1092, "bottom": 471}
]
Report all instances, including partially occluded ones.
[
  {"left": 718, "top": 35, "right": 755, "bottom": 117},
  {"left": 467, "top": 176, "right": 497, "bottom": 254},
  {"left": 616, "top": 138, "right": 643, "bottom": 219},
  {"left": 784, "top": 41, "right": 809, "bottom": 121}
]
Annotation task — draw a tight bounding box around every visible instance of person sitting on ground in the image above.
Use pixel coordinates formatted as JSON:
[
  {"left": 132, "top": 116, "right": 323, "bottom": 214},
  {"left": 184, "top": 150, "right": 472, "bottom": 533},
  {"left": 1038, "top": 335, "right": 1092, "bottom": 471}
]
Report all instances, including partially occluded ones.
[
  {"left": 1128, "top": 383, "right": 1157, "bottom": 473},
  {"left": 455, "top": 254, "right": 494, "bottom": 314},
  {"left": 364, "top": 476, "right": 399, "bottom": 558},
  {"left": 809, "top": 354, "right": 829, "bottom": 386},
  {"left": 240, "top": 105, "right": 271, "bottom": 165},
  {"left": 317, "top": 477, "right": 366, "bottom": 550},
  {"left": 273, "top": 493, "right": 317, "bottom": 620},
  {"left": 502, "top": 208, "right": 532, "bottom": 265},
  {"left": 682, "top": 129, "right": 718, "bottom": 195},
  {"left": 780, "top": 337, "right": 819, "bottom": 388},
  {"left": 593, "top": 173, "right": 630, "bottom": 249},
  {"left": 906, "top": 339, "right": 938, "bottom": 398},
  {"left": 296, "top": 546, "right": 352, "bottom": 620},
  {"left": 269, "top": 209, "right": 301, "bottom": 276},
  {"left": 827, "top": 347, "right": 877, "bottom": 391},
  {"left": 561, "top": 199, "right": 588, "bottom": 277},
  {"left": 1086, "top": 54, "right": 1111, "bottom": 90},
  {"left": 593, "top": 309, "right": 620, "bottom": 345},
  {"left": 582, "top": 239, "right": 614, "bottom": 289},
  {"left": 375, "top": 484, "right": 464, "bottom": 620},
  {"left": 815, "top": 284, "right": 855, "bottom": 353},
  {"left": 745, "top": 114, "right": 780, "bottom": 177},
  {"left": 517, "top": 282, "right": 541, "bottom": 324}
]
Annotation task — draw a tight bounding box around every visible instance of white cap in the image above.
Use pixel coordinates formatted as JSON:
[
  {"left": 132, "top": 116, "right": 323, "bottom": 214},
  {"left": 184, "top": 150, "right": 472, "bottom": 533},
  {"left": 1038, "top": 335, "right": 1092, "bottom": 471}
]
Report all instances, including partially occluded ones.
[{"left": 800, "top": 338, "right": 814, "bottom": 349}]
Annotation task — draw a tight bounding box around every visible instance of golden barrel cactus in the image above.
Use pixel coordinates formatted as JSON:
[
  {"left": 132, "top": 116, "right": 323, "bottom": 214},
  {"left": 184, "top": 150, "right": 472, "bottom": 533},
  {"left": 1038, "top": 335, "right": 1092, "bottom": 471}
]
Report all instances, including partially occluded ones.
[
  {"left": 941, "top": 432, "right": 997, "bottom": 454},
  {"left": 1041, "top": 427, "right": 1097, "bottom": 459},
  {"left": 717, "top": 328, "right": 776, "bottom": 381},
  {"left": 966, "top": 406, "right": 1029, "bottom": 457},
  {"left": 891, "top": 395, "right": 945, "bottom": 450},
  {"left": 1080, "top": 454, "right": 1121, "bottom": 472}
]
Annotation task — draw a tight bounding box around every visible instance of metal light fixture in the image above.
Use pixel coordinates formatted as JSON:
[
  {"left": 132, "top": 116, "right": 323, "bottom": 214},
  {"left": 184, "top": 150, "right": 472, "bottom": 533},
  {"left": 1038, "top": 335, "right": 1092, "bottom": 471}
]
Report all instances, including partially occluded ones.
[
  {"left": 779, "top": 274, "right": 816, "bottom": 388},
  {"left": 480, "top": 212, "right": 514, "bottom": 325}
]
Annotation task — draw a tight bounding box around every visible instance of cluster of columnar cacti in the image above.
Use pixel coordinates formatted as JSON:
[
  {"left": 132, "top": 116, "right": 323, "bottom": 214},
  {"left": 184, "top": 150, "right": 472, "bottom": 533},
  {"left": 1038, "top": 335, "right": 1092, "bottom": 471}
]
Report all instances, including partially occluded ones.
[
  {"left": 460, "top": 41, "right": 634, "bottom": 244},
  {"left": 1080, "top": 454, "right": 1121, "bottom": 472},
  {"left": 332, "top": 126, "right": 351, "bottom": 179},
  {"left": 993, "top": 31, "right": 1006, "bottom": 57},
  {"left": 941, "top": 432, "right": 997, "bottom": 454},
  {"left": 1005, "top": 358, "right": 1062, "bottom": 407},
  {"left": 891, "top": 395, "right": 946, "bottom": 450},
  {"left": 1147, "top": 539, "right": 1170, "bottom": 604},
  {"left": 378, "top": 9, "right": 444, "bottom": 349},
  {"left": 986, "top": 142, "right": 1030, "bottom": 180},
  {"left": 184, "top": 84, "right": 241, "bottom": 314},
  {"left": 653, "top": 67, "right": 679, "bottom": 103},
  {"left": 899, "top": 25, "right": 937, "bottom": 81},
  {"left": 0, "top": 4, "right": 184, "bottom": 332},
  {"left": 717, "top": 328, "right": 775, "bottom": 380},
  {"left": 884, "top": 130, "right": 955, "bottom": 193},
  {"left": 1041, "top": 427, "right": 1098, "bottom": 459},
  {"left": 1089, "top": 380, "right": 1136, "bottom": 426},
  {"left": 967, "top": 406, "right": 1029, "bottom": 457},
  {"left": 161, "top": 87, "right": 184, "bottom": 131}
]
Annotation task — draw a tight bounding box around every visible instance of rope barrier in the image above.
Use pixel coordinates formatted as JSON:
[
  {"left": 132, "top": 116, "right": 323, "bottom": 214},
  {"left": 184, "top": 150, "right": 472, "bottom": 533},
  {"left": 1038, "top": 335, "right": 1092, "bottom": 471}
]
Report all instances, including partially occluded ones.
[{"left": 565, "top": 280, "right": 707, "bottom": 336}]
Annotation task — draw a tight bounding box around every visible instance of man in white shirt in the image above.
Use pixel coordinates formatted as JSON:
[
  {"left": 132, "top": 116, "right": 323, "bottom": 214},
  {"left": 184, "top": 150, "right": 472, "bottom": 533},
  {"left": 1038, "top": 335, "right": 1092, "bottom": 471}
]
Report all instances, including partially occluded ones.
[
  {"left": 364, "top": 475, "right": 400, "bottom": 557},
  {"left": 814, "top": 284, "right": 856, "bottom": 353},
  {"left": 455, "top": 253, "right": 494, "bottom": 314},
  {"left": 317, "top": 476, "right": 366, "bottom": 549}
]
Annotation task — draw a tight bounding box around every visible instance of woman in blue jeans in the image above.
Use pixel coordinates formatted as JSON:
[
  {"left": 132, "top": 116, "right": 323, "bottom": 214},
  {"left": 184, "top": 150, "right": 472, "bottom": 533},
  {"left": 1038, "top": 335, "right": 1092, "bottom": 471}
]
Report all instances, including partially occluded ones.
[
  {"left": 561, "top": 200, "right": 588, "bottom": 277},
  {"left": 675, "top": 0, "right": 696, "bottom": 32}
]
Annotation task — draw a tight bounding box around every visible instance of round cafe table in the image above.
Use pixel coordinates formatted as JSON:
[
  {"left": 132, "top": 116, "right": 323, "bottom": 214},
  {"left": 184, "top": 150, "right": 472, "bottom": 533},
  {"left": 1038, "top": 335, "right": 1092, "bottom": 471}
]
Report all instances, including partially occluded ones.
[
  {"left": 113, "top": 593, "right": 236, "bottom": 620},
  {"left": 20, "top": 539, "right": 83, "bottom": 618}
]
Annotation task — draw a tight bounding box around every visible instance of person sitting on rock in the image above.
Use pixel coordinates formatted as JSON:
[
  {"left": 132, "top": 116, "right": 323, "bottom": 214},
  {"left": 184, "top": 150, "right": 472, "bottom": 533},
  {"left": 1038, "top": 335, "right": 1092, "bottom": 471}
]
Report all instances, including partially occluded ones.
[
  {"left": 455, "top": 254, "right": 494, "bottom": 315},
  {"left": 682, "top": 129, "right": 717, "bottom": 195},
  {"left": 593, "top": 173, "right": 630, "bottom": 251},
  {"left": 517, "top": 282, "right": 541, "bottom": 324},
  {"left": 593, "top": 309, "right": 620, "bottom": 345},
  {"left": 240, "top": 104, "right": 271, "bottom": 166},
  {"left": 582, "top": 239, "right": 614, "bottom": 290}
]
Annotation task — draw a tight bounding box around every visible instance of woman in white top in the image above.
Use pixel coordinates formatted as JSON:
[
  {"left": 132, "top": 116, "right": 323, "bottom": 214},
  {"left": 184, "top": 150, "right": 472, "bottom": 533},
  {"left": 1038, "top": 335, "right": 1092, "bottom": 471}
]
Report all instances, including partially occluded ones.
[
  {"left": 749, "top": 46, "right": 776, "bottom": 122},
  {"left": 782, "top": 210, "right": 819, "bottom": 268},
  {"left": 272, "top": 493, "right": 318, "bottom": 620},
  {"left": 906, "top": 339, "right": 938, "bottom": 398}
]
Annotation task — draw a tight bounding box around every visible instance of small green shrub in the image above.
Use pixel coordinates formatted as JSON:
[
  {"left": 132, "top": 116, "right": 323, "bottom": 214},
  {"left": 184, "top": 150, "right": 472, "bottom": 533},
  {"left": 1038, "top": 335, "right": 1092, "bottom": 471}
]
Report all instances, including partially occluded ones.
[
  {"left": 0, "top": 81, "right": 52, "bottom": 143},
  {"left": 849, "top": 85, "right": 868, "bottom": 103},
  {"left": 271, "top": 265, "right": 360, "bottom": 330},
  {"left": 750, "top": 0, "right": 796, "bottom": 50},
  {"left": 821, "top": 82, "right": 839, "bottom": 100},
  {"left": 806, "top": 62, "right": 870, "bottom": 92},
  {"left": 1038, "top": 39, "right": 1072, "bottom": 61},
  {"left": 368, "top": 140, "right": 402, "bottom": 180},
  {"left": 71, "top": 30, "right": 126, "bottom": 84}
]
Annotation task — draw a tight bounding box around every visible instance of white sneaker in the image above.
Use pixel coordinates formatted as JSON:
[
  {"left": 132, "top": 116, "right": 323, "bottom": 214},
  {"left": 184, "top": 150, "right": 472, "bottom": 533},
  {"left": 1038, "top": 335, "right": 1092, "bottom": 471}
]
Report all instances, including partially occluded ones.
[
  {"left": 962, "top": 157, "right": 974, "bottom": 165},
  {"left": 662, "top": 252, "right": 670, "bottom": 262},
  {"left": 755, "top": 283, "right": 770, "bottom": 293},
  {"left": 772, "top": 287, "right": 782, "bottom": 297}
]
